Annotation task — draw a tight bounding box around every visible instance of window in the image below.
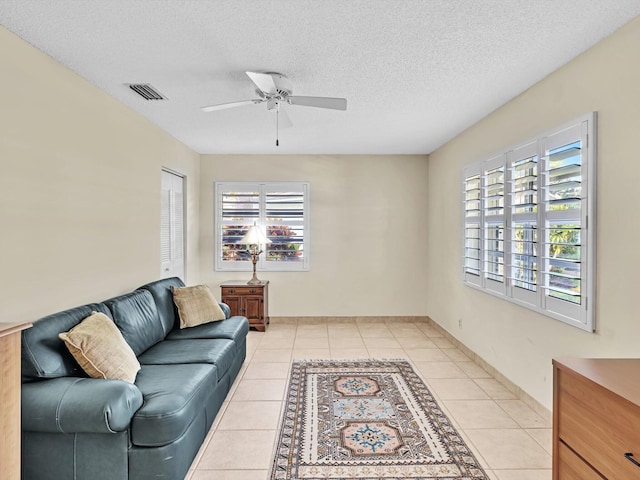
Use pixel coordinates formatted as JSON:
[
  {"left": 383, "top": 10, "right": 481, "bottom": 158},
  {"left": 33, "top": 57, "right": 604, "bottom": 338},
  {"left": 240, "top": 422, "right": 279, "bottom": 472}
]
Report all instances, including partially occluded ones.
[
  {"left": 215, "top": 182, "right": 310, "bottom": 271},
  {"left": 462, "top": 113, "right": 596, "bottom": 331}
]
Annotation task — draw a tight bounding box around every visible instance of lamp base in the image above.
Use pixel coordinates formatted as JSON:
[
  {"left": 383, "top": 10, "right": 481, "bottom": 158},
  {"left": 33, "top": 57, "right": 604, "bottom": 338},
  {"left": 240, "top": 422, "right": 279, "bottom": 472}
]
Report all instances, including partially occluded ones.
[{"left": 247, "top": 251, "right": 263, "bottom": 285}]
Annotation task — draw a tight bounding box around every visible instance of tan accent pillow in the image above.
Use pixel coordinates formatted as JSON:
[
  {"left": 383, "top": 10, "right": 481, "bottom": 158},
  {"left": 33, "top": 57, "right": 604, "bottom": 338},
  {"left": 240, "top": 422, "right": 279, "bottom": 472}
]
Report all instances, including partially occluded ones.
[
  {"left": 58, "top": 311, "right": 140, "bottom": 383},
  {"left": 172, "top": 284, "right": 226, "bottom": 329}
]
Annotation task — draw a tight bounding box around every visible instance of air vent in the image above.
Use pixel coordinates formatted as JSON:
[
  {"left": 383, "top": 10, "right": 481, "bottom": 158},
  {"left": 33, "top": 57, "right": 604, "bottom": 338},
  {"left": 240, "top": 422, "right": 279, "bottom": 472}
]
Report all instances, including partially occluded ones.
[{"left": 126, "top": 83, "right": 167, "bottom": 100}]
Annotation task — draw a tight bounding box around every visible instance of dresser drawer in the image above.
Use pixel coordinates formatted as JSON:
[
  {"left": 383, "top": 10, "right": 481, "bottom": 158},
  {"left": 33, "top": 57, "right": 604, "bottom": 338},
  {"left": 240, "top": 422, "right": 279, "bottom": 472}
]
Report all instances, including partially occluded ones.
[
  {"left": 221, "top": 286, "right": 263, "bottom": 296},
  {"left": 557, "top": 368, "right": 640, "bottom": 479},
  {"left": 557, "top": 442, "right": 602, "bottom": 480}
]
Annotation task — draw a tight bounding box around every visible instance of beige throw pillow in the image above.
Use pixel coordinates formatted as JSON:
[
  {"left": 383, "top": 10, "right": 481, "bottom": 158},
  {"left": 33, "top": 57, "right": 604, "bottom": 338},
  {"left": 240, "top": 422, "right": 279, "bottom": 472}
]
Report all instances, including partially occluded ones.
[
  {"left": 59, "top": 311, "right": 140, "bottom": 383},
  {"left": 172, "top": 284, "right": 226, "bottom": 329}
]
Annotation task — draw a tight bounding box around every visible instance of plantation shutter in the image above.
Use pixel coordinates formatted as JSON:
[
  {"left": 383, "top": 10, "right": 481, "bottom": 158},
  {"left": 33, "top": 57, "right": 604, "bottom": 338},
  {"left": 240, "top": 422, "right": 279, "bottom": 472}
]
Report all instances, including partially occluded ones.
[
  {"left": 264, "top": 183, "right": 308, "bottom": 269},
  {"left": 215, "top": 182, "right": 310, "bottom": 271},
  {"left": 216, "top": 185, "right": 260, "bottom": 269},
  {"left": 463, "top": 166, "right": 482, "bottom": 287},
  {"left": 508, "top": 142, "right": 539, "bottom": 307},
  {"left": 161, "top": 170, "right": 184, "bottom": 280},
  {"left": 540, "top": 121, "right": 590, "bottom": 327},
  {"left": 483, "top": 155, "right": 506, "bottom": 295}
]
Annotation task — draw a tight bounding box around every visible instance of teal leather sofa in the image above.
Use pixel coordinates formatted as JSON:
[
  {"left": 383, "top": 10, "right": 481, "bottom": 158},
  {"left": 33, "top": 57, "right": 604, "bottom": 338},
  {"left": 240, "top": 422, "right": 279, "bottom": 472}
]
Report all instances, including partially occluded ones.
[{"left": 20, "top": 277, "right": 249, "bottom": 480}]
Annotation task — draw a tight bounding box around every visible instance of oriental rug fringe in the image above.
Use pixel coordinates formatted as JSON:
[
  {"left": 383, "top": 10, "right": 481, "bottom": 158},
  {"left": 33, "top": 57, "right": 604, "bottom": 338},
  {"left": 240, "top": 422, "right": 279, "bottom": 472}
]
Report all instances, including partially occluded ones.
[{"left": 269, "top": 359, "right": 489, "bottom": 480}]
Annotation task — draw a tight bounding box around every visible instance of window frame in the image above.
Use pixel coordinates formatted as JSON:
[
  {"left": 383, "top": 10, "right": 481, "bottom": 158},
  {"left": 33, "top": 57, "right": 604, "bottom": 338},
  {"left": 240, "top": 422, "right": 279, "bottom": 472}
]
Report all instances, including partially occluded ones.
[
  {"left": 462, "top": 113, "right": 596, "bottom": 331},
  {"left": 215, "top": 181, "right": 310, "bottom": 272}
]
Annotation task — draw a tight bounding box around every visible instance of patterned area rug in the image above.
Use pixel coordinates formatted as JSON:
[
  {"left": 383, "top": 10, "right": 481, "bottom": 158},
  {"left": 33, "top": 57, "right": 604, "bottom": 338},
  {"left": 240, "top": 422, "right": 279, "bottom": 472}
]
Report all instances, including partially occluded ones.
[{"left": 269, "top": 360, "right": 489, "bottom": 479}]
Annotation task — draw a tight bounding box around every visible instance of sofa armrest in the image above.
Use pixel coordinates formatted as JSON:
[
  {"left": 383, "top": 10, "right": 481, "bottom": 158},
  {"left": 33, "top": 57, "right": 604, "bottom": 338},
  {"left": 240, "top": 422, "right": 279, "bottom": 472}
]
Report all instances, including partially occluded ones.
[
  {"left": 22, "top": 377, "right": 143, "bottom": 434},
  {"left": 219, "top": 302, "right": 231, "bottom": 319}
]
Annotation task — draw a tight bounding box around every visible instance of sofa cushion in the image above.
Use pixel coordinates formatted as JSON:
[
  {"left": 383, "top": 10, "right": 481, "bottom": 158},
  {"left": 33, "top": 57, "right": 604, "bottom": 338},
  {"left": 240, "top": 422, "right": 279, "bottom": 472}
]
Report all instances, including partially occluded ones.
[
  {"left": 22, "top": 303, "right": 112, "bottom": 381},
  {"left": 172, "top": 285, "right": 226, "bottom": 329},
  {"left": 137, "top": 277, "right": 185, "bottom": 335},
  {"left": 58, "top": 312, "right": 141, "bottom": 383},
  {"left": 137, "top": 339, "right": 236, "bottom": 377},
  {"left": 131, "top": 363, "right": 217, "bottom": 447},
  {"left": 103, "top": 290, "right": 164, "bottom": 356},
  {"left": 166, "top": 316, "right": 249, "bottom": 347}
]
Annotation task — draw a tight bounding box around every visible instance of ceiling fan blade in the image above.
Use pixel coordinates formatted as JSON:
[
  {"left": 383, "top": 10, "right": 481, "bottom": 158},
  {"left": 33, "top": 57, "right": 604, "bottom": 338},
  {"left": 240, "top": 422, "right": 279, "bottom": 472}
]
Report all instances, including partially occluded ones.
[
  {"left": 246, "top": 71, "right": 278, "bottom": 95},
  {"left": 200, "top": 99, "right": 264, "bottom": 112},
  {"left": 287, "top": 96, "right": 347, "bottom": 111}
]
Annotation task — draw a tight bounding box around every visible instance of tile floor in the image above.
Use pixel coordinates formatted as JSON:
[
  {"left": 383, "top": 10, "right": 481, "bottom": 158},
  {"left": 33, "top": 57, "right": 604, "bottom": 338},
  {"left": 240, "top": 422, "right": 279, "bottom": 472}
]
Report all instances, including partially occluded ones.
[{"left": 186, "top": 321, "right": 552, "bottom": 480}]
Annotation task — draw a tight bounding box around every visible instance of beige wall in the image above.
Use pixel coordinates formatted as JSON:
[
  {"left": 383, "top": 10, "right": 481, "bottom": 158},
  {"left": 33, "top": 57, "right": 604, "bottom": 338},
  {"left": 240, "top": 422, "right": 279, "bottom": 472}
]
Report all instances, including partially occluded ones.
[
  {"left": 0, "top": 27, "right": 200, "bottom": 324},
  {"left": 199, "top": 155, "right": 429, "bottom": 317},
  {"left": 426, "top": 16, "right": 640, "bottom": 409}
]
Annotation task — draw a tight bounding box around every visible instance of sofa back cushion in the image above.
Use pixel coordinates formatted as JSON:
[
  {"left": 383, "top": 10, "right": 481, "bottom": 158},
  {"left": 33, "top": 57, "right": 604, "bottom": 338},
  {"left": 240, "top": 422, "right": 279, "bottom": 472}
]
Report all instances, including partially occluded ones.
[
  {"left": 21, "top": 303, "right": 111, "bottom": 382},
  {"left": 103, "top": 290, "right": 164, "bottom": 356},
  {"left": 137, "top": 277, "right": 185, "bottom": 335}
]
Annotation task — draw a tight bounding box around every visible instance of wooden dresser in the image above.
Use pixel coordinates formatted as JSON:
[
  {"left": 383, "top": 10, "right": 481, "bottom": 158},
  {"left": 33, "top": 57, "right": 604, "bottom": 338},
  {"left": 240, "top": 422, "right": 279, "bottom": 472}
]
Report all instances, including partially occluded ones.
[
  {"left": 553, "top": 358, "right": 640, "bottom": 479},
  {"left": 1, "top": 321, "right": 32, "bottom": 480},
  {"left": 220, "top": 280, "right": 269, "bottom": 332}
]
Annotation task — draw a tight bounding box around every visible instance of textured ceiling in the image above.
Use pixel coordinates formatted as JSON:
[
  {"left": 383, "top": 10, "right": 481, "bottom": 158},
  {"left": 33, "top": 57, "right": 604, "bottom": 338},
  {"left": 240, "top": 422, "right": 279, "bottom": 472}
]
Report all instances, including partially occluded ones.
[{"left": 2, "top": 1, "right": 640, "bottom": 154}]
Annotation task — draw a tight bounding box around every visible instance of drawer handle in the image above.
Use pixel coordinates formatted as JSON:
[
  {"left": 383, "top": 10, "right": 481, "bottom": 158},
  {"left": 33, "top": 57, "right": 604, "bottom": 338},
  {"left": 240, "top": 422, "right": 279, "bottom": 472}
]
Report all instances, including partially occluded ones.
[
  {"left": 625, "top": 453, "right": 640, "bottom": 468},
  {"left": 249, "top": 289, "right": 256, "bottom": 294}
]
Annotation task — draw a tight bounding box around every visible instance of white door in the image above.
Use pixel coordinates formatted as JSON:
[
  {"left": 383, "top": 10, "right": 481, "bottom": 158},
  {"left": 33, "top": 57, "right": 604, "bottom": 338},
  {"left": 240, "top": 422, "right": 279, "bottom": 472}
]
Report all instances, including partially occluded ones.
[{"left": 161, "top": 169, "right": 185, "bottom": 280}]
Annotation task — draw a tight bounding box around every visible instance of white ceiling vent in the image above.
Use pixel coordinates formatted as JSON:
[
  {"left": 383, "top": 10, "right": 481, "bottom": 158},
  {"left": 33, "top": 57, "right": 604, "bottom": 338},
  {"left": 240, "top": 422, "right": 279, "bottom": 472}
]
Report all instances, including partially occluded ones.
[{"left": 126, "top": 83, "right": 167, "bottom": 100}]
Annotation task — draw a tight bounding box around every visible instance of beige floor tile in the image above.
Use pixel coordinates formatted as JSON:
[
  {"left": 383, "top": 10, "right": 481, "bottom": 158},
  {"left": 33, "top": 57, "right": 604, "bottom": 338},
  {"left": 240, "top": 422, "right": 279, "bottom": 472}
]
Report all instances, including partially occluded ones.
[
  {"left": 358, "top": 326, "right": 393, "bottom": 337},
  {"left": 497, "top": 400, "right": 551, "bottom": 428},
  {"left": 443, "top": 400, "right": 519, "bottom": 428},
  {"left": 493, "top": 469, "right": 552, "bottom": 480},
  {"left": 330, "top": 348, "right": 370, "bottom": 359},
  {"left": 443, "top": 349, "right": 471, "bottom": 362},
  {"left": 252, "top": 348, "right": 292, "bottom": 362},
  {"left": 327, "top": 325, "right": 360, "bottom": 335},
  {"left": 526, "top": 429, "right": 552, "bottom": 455},
  {"left": 362, "top": 337, "right": 402, "bottom": 349},
  {"left": 485, "top": 471, "right": 500, "bottom": 480},
  {"left": 465, "top": 429, "right": 551, "bottom": 469},
  {"left": 387, "top": 324, "right": 424, "bottom": 337},
  {"left": 262, "top": 328, "right": 296, "bottom": 339},
  {"left": 396, "top": 336, "right": 437, "bottom": 349},
  {"left": 457, "top": 429, "right": 490, "bottom": 469},
  {"left": 427, "top": 379, "right": 490, "bottom": 400},
  {"left": 407, "top": 348, "right": 450, "bottom": 362},
  {"left": 294, "top": 337, "right": 330, "bottom": 349},
  {"left": 474, "top": 378, "right": 518, "bottom": 399},
  {"left": 216, "top": 401, "right": 282, "bottom": 430},
  {"left": 431, "top": 337, "right": 456, "bottom": 348},
  {"left": 197, "top": 430, "right": 277, "bottom": 470},
  {"left": 457, "top": 362, "right": 493, "bottom": 379},
  {"left": 417, "top": 325, "right": 444, "bottom": 337},
  {"left": 329, "top": 337, "right": 366, "bottom": 349},
  {"left": 243, "top": 362, "right": 291, "bottom": 379},
  {"left": 292, "top": 348, "right": 331, "bottom": 359},
  {"left": 367, "top": 348, "right": 409, "bottom": 359},
  {"left": 257, "top": 336, "right": 295, "bottom": 349},
  {"left": 415, "top": 361, "right": 469, "bottom": 379},
  {"left": 191, "top": 470, "right": 269, "bottom": 480},
  {"left": 232, "top": 379, "right": 287, "bottom": 401},
  {"left": 296, "top": 325, "right": 328, "bottom": 337}
]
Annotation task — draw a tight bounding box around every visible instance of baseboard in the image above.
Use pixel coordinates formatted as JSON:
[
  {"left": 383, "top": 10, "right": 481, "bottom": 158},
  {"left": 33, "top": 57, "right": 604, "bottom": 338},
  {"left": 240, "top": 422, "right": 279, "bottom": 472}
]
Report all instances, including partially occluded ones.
[
  {"left": 269, "top": 315, "right": 551, "bottom": 422},
  {"left": 425, "top": 316, "right": 552, "bottom": 423},
  {"left": 270, "top": 316, "right": 430, "bottom": 324}
]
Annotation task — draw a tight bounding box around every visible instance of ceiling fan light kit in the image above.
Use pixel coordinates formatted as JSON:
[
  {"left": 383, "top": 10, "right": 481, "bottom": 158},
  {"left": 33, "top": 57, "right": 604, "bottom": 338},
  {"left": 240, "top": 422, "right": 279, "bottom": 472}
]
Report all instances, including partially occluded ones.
[{"left": 201, "top": 71, "right": 347, "bottom": 146}]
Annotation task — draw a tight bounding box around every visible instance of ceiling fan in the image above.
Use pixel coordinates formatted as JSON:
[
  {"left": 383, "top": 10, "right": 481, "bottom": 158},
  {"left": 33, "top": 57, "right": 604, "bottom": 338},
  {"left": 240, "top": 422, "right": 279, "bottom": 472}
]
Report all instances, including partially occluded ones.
[{"left": 201, "top": 71, "right": 347, "bottom": 113}]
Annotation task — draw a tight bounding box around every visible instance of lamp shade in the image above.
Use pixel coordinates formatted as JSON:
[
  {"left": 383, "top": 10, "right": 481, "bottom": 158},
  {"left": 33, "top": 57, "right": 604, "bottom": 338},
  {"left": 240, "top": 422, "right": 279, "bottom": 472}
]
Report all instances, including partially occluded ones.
[{"left": 238, "top": 224, "right": 271, "bottom": 246}]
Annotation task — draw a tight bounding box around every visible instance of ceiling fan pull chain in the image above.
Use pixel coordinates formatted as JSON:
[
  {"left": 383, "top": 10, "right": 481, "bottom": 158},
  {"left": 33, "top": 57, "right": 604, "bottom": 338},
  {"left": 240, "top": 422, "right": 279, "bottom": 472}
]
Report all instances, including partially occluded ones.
[{"left": 276, "top": 103, "right": 280, "bottom": 147}]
